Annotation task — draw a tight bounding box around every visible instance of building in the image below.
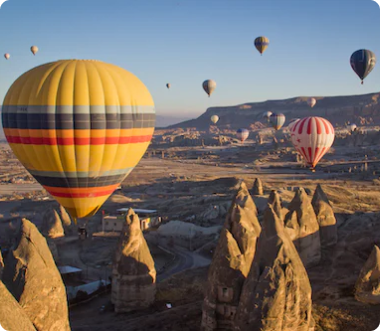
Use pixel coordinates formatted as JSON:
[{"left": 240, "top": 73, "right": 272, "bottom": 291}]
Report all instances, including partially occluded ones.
[{"left": 102, "top": 208, "right": 161, "bottom": 232}]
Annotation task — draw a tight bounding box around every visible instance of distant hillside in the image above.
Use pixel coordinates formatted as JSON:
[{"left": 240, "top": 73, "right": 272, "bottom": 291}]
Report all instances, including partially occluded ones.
[
  {"left": 156, "top": 114, "right": 193, "bottom": 128},
  {"left": 167, "top": 93, "right": 380, "bottom": 130}
]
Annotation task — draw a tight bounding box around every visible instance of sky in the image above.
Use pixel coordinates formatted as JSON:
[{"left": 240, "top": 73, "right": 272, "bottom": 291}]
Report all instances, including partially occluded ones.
[{"left": 0, "top": 0, "right": 379, "bottom": 119}]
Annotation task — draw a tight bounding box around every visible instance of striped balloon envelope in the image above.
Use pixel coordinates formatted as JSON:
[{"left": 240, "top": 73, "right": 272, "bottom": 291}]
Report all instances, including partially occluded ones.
[
  {"left": 202, "top": 79, "right": 216, "bottom": 97},
  {"left": 269, "top": 113, "right": 286, "bottom": 131},
  {"left": 2, "top": 60, "right": 155, "bottom": 220},
  {"left": 290, "top": 117, "right": 334, "bottom": 169},
  {"left": 254, "top": 36, "right": 269, "bottom": 55},
  {"left": 236, "top": 128, "right": 249, "bottom": 143},
  {"left": 288, "top": 118, "right": 300, "bottom": 132}
]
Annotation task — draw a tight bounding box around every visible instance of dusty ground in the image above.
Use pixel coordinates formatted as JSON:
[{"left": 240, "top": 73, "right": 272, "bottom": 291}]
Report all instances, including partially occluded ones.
[{"left": 1, "top": 132, "right": 380, "bottom": 330}]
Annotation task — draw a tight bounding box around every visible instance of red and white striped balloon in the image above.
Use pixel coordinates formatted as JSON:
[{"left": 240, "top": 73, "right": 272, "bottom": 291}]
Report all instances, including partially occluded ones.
[{"left": 290, "top": 116, "right": 335, "bottom": 168}]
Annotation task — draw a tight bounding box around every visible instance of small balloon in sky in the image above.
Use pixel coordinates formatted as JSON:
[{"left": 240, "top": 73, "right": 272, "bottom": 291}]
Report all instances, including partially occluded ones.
[
  {"left": 30, "top": 45, "right": 38, "bottom": 55},
  {"left": 210, "top": 115, "right": 219, "bottom": 124},
  {"left": 4, "top": 53, "right": 10, "bottom": 60},
  {"left": 0, "top": 0, "right": 8, "bottom": 9},
  {"left": 372, "top": 0, "right": 380, "bottom": 8},
  {"left": 350, "top": 49, "right": 376, "bottom": 84},
  {"left": 307, "top": 97, "right": 316, "bottom": 108},
  {"left": 202, "top": 79, "right": 216, "bottom": 97},
  {"left": 254, "top": 36, "right": 269, "bottom": 55}
]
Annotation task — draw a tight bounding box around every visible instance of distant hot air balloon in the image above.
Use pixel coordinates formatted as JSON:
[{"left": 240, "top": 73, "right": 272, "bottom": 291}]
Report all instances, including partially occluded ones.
[
  {"left": 30, "top": 45, "right": 38, "bottom": 55},
  {"left": 203, "top": 79, "right": 216, "bottom": 97},
  {"left": 263, "top": 111, "right": 272, "bottom": 122},
  {"left": 1, "top": 59, "right": 155, "bottom": 221},
  {"left": 166, "top": 83, "right": 171, "bottom": 89},
  {"left": 4, "top": 53, "right": 10, "bottom": 60},
  {"left": 211, "top": 115, "right": 219, "bottom": 124},
  {"left": 254, "top": 36, "right": 269, "bottom": 55},
  {"left": 347, "top": 123, "right": 357, "bottom": 132},
  {"left": 288, "top": 118, "right": 300, "bottom": 131},
  {"left": 236, "top": 128, "right": 249, "bottom": 143},
  {"left": 290, "top": 116, "right": 335, "bottom": 170},
  {"left": 350, "top": 49, "right": 376, "bottom": 84},
  {"left": 269, "top": 113, "right": 286, "bottom": 130},
  {"left": 307, "top": 97, "right": 316, "bottom": 108}
]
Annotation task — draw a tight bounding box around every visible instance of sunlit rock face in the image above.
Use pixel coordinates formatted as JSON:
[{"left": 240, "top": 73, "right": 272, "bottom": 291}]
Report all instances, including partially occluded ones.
[
  {"left": 0, "top": 280, "right": 37, "bottom": 331},
  {"left": 355, "top": 245, "right": 380, "bottom": 305},
  {"left": 235, "top": 205, "right": 315, "bottom": 331},
  {"left": 252, "top": 178, "right": 264, "bottom": 196},
  {"left": 284, "top": 188, "right": 321, "bottom": 268},
  {"left": 201, "top": 182, "right": 261, "bottom": 331},
  {"left": 41, "top": 208, "right": 65, "bottom": 239},
  {"left": 2, "top": 219, "right": 70, "bottom": 331},
  {"left": 111, "top": 209, "right": 156, "bottom": 313},
  {"left": 311, "top": 184, "right": 337, "bottom": 248}
]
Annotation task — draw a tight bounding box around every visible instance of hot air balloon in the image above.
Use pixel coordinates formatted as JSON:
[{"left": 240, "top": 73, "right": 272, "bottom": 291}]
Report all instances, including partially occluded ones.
[
  {"left": 288, "top": 118, "right": 300, "bottom": 131},
  {"left": 4, "top": 53, "right": 10, "bottom": 60},
  {"left": 290, "top": 116, "right": 335, "bottom": 170},
  {"left": 30, "top": 46, "right": 38, "bottom": 55},
  {"left": 1, "top": 59, "right": 155, "bottom": 221},
  {"left": 350, "top": 49, "right": 376, "bottom": 84},
  {"left": 254, "top": 36, "right": 269, "bottom": 55},
  {"left": 211, "top": 115, "right": 219, "bottom": 124},
  {"left": 236, "top": 128, "right": 249, "bottom": 143},
  {"left": 263, "top": 111, "right": 272, "bottom": 122},
  {"left": 166, "top": 83, "right": 171, "bottom": 89},
  {"left": 203, "top": 79, "right": 216, "bottom": 97},
  {"left": 307, "top": 97, "right": 316, "bottom": 108},
  {"left": 269, "top": 113, "right": 286, "bottom": 130},
  {"left": 347, "top": 123, "right": 357, "bottom": 132}
]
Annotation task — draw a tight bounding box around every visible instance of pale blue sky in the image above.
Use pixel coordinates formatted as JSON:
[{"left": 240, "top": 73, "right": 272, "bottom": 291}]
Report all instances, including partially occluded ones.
[{"left": 0, "top": 0, "right": 379, "bottom": 118}]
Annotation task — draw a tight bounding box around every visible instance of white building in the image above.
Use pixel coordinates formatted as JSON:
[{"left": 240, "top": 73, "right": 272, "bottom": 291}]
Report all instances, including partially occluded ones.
[{"left": 102, "top": 208, "right": 161, "bottom": 232}]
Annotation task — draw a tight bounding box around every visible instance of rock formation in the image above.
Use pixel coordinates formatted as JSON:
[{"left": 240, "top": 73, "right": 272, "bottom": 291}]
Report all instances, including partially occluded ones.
[
  {"left": 252, "top": 178, "right": 264, "bottom": 196},
  {"left": 112, "top": 209, "right": 156, "bottom": 313},
  {"left": 2, "top": 218, "right": 70, "bottom": 331},
  {"left": 0, "top": 281, "right": 37, "bottom": 331},
  {"left": 311, "top": 184, "right": 337, "bottom": 248},
  {"left": 355, "top": 245, "right": 380, "bottom": 304},
  {"left": 284, "top": 188, "right": 321, "bottom": 268},
  {"left": 201, "top": 182, "right": 261, "bottom": 330},
  {"left": 235, "top": 205, "right": 315, "bottom": 331},
  {"left": 268, "top": 190, "right": 283, "bottom": 219},
  {"left": 58, "top": 205, "right": 76, "bottom": 236},
  {"left": 41, "top": 208, "right": 65, "bottom": 238}
]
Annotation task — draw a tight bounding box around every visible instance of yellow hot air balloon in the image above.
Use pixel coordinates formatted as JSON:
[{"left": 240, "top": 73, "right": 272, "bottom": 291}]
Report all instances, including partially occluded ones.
[
  {"left": 254, "top": 36, "right": 269, "bottom": 55},
  {"left": 2, "top": 60, "right": 155, "bottom": 221},
  {"left": 30, "top": 45, "right": 38, "bottom": 55}
]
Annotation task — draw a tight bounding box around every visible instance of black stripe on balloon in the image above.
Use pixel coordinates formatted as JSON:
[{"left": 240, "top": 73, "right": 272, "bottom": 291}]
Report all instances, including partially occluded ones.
[{"left": 2, "top": 113, "right": 156, "bottom": 130}]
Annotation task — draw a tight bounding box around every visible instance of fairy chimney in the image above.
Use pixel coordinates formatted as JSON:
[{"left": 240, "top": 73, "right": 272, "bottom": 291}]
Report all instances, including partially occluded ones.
[
  {"left": 284, "top": 188, "right": 321, "bottom": 268},
  {"left": 268, "top": 190, "right": 283, "bottom": 220},
  {"left": 235, "top": 205, "right": 315, "bottom": 331},
  {"left": 355, "top": 245, "right": 380, "bottom": 304},
  {"left": 2, "top": 219, "right": 70, "bottom": 331},
  {"left": 252, "top": 178, "right": 264, "bottom": 196},
  {"left": 311, "top": 184, "right": 337, "bottom": 248},
  {"left": 201, "top": 181, "right": 261, "bottom": 331},
  {"left": 112, "top": 209, "right": 156, "bottom": 313}
]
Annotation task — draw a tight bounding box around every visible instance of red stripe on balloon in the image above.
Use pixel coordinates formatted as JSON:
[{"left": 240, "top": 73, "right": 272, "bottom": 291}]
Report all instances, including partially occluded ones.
[
  {"left": 307, "top": 117, "right": 312, "bottom": 134},
  {"left": 316, "top": 118, "right": 322, "bottom": 134},
  {"left": 48, "top": 189, "right": 115, "bottom": 198},
  {"left": 298, "top": 118, "right": 307, "bottom": 134}
]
